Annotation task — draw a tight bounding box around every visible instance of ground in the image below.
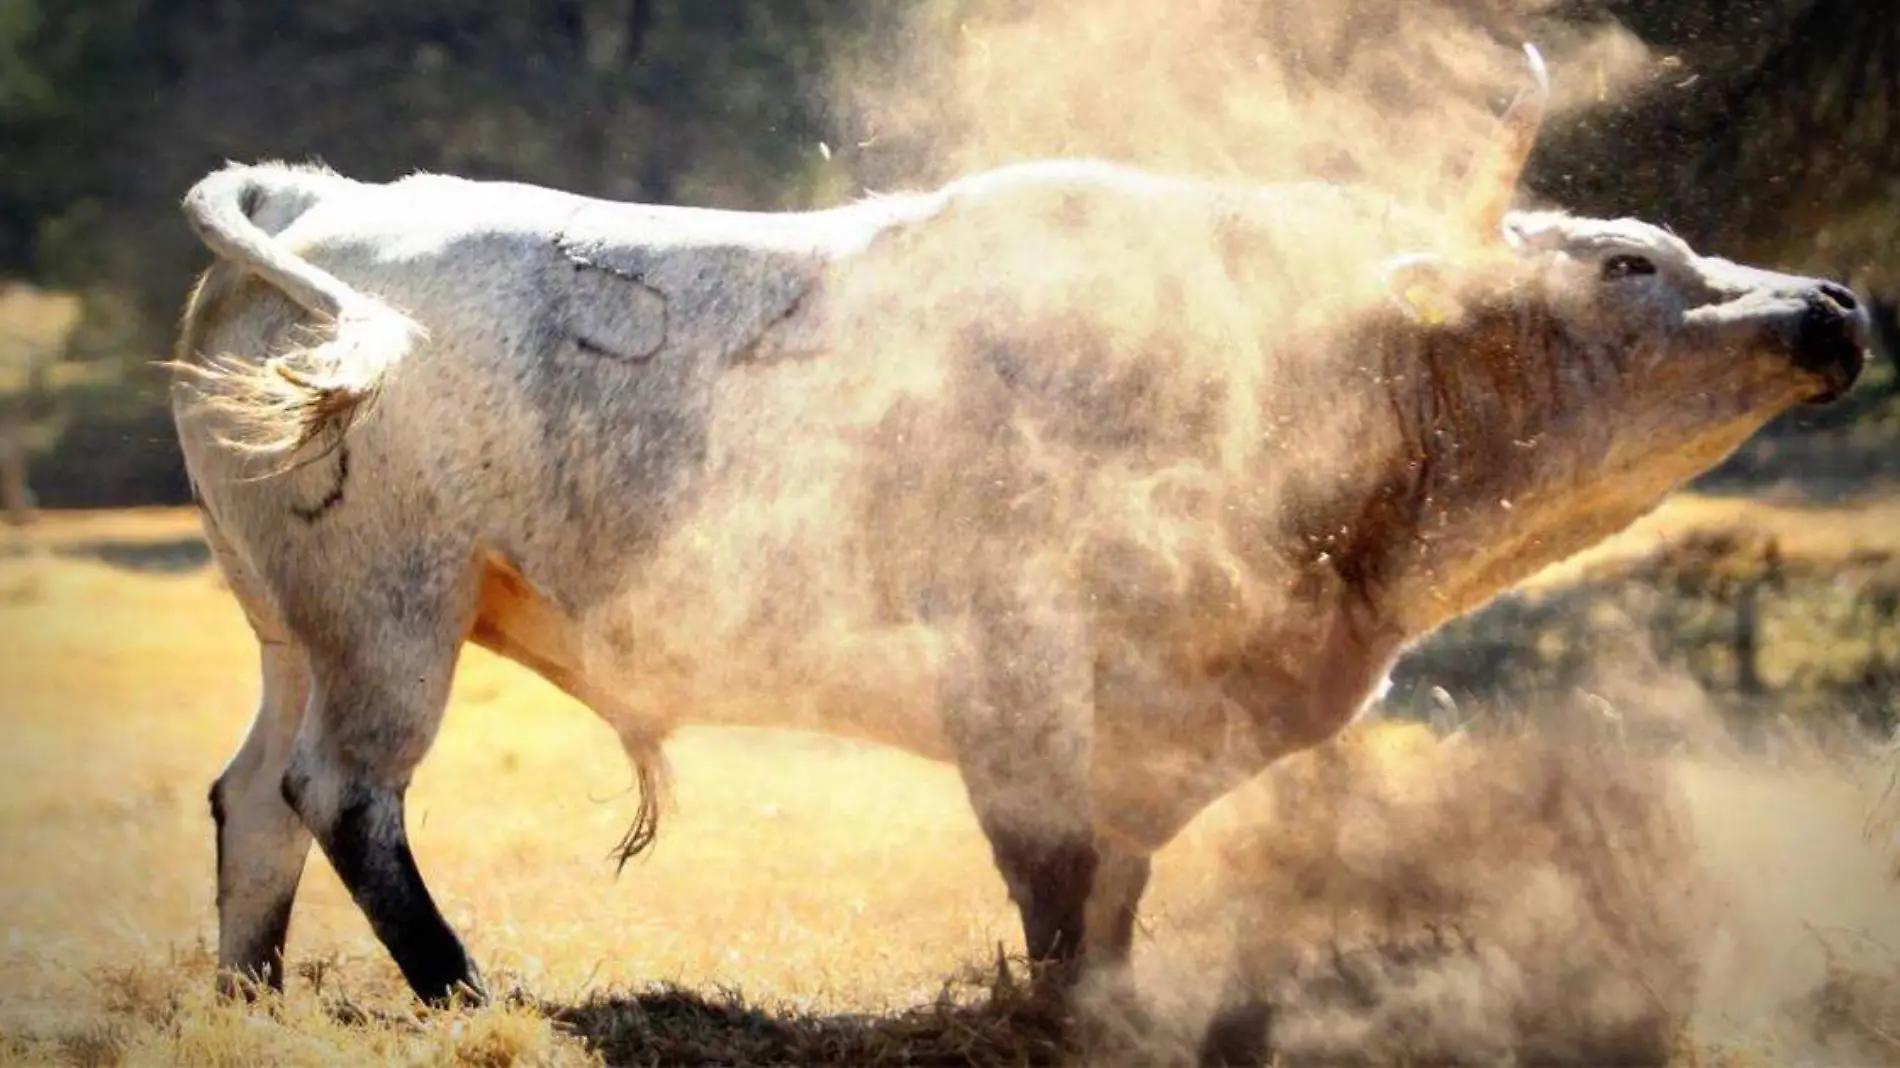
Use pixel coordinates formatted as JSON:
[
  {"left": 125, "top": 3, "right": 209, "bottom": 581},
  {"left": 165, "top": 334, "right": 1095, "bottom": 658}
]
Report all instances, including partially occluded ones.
[{"left": 2, "top": 503, "right": 1900, "bottom": 1066}]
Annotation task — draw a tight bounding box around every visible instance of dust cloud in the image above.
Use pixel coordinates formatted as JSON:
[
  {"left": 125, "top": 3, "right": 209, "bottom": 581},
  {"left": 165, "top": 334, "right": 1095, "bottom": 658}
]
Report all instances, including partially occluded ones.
[
  {"left": 1075, "top": 688, "right": 1900, "bottom": 1067},
  {"left": 827, "top": 0, "right": 1650, "bottom": 207}
]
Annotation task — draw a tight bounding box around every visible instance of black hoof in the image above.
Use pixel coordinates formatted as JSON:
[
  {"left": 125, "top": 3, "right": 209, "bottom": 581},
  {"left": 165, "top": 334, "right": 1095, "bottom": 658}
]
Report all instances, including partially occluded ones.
[
  {"left": 214, "top": 965, "right": 283, "bottom": 1004},
  {"left": 1198, "top": 998, "right": 1273, "bottom": 1068},
  {"left": 413, "top": 960, "right": 488, "bottom": 1010}
]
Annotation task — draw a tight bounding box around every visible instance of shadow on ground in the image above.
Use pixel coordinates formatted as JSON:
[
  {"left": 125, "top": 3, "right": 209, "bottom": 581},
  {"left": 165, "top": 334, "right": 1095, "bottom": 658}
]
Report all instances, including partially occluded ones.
[
  {"left": 540, "top": 980, "right": 1077, "bottom": 1068},
  {"left": 46, "top": 537, "right": 211, "bottom": 574}
]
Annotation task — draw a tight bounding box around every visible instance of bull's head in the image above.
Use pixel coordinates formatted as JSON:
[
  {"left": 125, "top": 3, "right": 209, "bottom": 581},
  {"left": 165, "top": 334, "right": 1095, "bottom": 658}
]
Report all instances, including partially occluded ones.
[
  {"left": 1498, "top": 210, "right": 1868, "bottom": 405},
  {"left": 1362, "top": 45, "right": 1871, "bottom": 623},
  {"left": 1384, "top": 42, "right": 1868, "bottom": 444}
]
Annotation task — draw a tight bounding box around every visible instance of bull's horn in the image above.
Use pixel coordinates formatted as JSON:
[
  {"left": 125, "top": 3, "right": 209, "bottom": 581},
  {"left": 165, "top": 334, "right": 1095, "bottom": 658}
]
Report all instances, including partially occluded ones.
[{"left": 1462, "top": 42, "right": 1550, "bottom": 239}]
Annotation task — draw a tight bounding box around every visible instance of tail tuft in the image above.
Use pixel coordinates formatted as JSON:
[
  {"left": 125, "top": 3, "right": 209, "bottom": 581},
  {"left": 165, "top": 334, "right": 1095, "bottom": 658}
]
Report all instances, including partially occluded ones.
[
  {"left": 609, "top": 730, "right": 673, "bottom": 873},
  {"left": 169, "top": 300, "right": 423, "bottom": 477}
]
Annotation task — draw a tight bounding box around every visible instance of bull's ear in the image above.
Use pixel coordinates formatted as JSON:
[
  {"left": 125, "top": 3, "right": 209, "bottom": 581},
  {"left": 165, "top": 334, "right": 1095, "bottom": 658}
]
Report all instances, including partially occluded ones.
[
  {"left": 1380, "top": 253, "right": 1463, "bottom": 326},
  {"left": 1500, "top": 210, "right": 1566, "bottom": 256}
]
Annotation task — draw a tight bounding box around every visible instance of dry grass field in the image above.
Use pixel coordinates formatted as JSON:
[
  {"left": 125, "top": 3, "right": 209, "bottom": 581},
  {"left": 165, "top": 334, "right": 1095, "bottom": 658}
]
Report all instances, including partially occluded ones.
[{"left": 4, "top": 502, "right": 1900, "bottom": 1066}]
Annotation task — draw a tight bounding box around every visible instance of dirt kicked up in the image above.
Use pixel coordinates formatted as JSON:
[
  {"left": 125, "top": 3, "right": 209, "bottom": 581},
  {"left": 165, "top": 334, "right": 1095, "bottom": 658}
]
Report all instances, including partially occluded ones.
[{"left": 1168, "top": 720, "right": 1900, "bottom": 1067}]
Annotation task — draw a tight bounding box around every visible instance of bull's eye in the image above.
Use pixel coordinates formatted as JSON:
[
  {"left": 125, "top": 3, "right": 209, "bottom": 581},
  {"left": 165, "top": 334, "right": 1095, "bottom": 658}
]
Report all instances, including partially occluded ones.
[{"left": 1601, "top": 253, "right": 1657, "bottom": 280}]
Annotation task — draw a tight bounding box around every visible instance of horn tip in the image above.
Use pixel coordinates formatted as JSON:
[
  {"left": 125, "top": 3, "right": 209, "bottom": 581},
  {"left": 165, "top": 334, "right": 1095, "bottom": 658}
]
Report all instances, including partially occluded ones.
[{"left": 1521, "top": 42, "right": 1550, "bottom": 93}]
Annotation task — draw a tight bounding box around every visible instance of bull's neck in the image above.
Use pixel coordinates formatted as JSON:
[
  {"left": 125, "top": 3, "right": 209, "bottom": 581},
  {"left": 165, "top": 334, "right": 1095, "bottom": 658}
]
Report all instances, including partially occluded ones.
[{"left": 1279, "top": 302, "right": 1633, "bottom": 642}]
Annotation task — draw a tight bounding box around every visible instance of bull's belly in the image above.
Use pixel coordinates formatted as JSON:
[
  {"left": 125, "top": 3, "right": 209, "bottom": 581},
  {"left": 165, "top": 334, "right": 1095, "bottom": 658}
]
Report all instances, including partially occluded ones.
[
  {"left": 596, "top": 637, "right": 959, "bottom": 763},
  {"left": 674, "top": 674, "right": 957, "bottom": 762},
  {"left": 470, "top": 553, "right": 958, "bottom": 761},
  {"left": 473, "top": 554, "right": 1351, "bottom": 852}
]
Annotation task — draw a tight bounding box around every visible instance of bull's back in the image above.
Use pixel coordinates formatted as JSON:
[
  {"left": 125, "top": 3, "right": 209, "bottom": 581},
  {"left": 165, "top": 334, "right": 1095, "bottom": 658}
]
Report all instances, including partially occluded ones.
[
  {"left": 177, "top": 174, "right": 946, "bottom": 707},
  {"left": 179, "top": 173, "right": 846, "bottom": 523}
]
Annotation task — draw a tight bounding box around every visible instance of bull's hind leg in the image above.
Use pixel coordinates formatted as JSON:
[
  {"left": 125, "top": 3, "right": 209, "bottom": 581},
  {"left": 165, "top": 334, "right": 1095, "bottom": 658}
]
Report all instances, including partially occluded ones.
[
  {"left": 210, "top": 639, "right": 314, "bottom": 997},
  {"left": 200, "top": 512, "right": 314, "bottom": 998},
  {"left": 278, "top": 565, "right": 485, "bottom": 1007}
]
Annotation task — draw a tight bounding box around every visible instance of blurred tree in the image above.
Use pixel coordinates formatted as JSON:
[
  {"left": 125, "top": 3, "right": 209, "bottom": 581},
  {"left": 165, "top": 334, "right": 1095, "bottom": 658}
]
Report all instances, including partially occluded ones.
[{"left": 0, "top": 281, "right": 80, "bottom": 525}]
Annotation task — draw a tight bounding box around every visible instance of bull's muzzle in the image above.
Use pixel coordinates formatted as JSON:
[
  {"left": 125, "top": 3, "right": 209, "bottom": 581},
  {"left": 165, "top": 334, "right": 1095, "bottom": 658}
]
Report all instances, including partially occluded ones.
[{"left": 1791, "top": 281, "right": 1870, "bottom": 405}]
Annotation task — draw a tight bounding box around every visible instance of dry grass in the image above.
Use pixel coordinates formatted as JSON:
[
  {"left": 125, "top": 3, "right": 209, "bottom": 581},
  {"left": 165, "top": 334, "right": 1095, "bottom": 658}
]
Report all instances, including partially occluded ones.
[
  {"left": 1519, "top": 493, "right": 1900, "bottom": 593},
  {"left": 2, "top": 503, "right": 1899, "bottom": 1065}
]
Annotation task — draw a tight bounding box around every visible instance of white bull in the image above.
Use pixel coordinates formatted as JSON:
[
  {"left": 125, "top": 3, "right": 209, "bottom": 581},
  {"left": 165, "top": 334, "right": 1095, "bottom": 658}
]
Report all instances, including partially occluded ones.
[{"left": 168, "top": 47, "right": 1869, "bottom": 1016}]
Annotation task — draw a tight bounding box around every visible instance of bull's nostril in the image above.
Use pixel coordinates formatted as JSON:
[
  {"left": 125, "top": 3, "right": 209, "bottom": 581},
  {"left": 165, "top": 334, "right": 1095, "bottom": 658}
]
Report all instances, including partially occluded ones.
[{"left": 1819, "top": 281, "right": 1859, "bottom": 312}]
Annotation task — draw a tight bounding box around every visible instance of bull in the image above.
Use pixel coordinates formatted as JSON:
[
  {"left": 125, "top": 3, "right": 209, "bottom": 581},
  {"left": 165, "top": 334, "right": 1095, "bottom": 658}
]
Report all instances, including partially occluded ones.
[{"left": 167, "top": 45, "right": 1869, "bottom": 1017}]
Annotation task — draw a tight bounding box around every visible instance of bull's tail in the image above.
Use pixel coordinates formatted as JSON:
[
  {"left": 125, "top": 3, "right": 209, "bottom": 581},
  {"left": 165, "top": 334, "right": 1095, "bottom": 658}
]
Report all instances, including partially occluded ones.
[
  {"left": 167, "top": 161, "right": 423, "bottom": 474},
  {"left": 609, "top": 725, "right": 673, "bottom": 873}
]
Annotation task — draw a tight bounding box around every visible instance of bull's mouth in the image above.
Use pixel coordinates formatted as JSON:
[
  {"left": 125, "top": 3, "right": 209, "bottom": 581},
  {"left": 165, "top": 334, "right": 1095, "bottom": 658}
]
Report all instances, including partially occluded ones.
[
  {"left": 1792, "top": 296, "right": 1870, "bottom": 405},
  {"left": 1803, "top": 353, "right": 1865, "bottom": 405},
  {"left": 1793, "top": 342, "right": 1869, "bottom": 404}
]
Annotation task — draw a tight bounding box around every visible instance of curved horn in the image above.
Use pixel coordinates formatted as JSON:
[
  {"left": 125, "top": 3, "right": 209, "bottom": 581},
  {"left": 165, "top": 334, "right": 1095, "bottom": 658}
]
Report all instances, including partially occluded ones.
[{"left": 1462, "top": 42, "right": 1550, "bottom": 239}]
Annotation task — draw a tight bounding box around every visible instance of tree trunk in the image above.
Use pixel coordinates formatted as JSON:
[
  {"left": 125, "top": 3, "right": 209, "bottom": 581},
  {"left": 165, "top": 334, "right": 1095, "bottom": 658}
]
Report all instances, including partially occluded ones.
[{"left": 0, "top": 417, "right": 33, "bottom": 528}]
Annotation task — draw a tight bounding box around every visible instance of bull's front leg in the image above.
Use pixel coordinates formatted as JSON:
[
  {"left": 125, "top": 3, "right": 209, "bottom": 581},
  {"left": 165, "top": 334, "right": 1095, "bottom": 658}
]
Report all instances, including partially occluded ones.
[{"left": 943, "top": 582, "right": 1103, "bottom": 993}]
